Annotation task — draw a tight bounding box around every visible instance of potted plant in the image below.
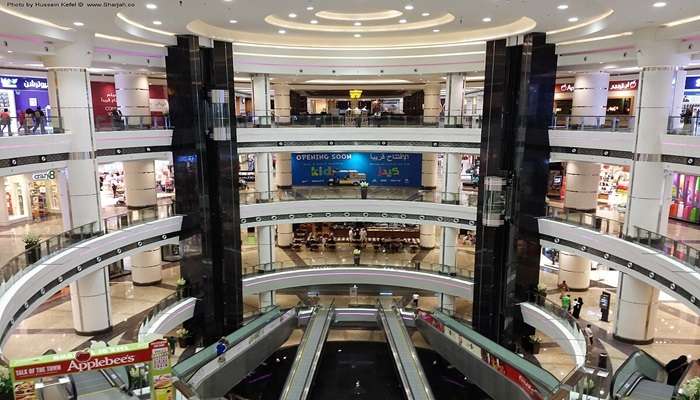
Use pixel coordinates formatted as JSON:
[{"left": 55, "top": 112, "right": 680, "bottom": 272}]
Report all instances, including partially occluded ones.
[
  {"left": 176, "top": 278, "right": 187, "bottom": 299},
  {"left": 579, "top": 377, "right": 597, "bottom": 396},
  {"left": 524, "top": 335, "right": 542, "bottom": 354},
  {"left": 680, "top": 377, "right": 700, "bottom": 400},
  {"left": 0, "top": 366, "right": 12, "bottom": 400},
  {"left": 23, "top": 233, "right": 41, "bottom": 264},
  {"left": 359, "top": 181, "right": 369, "bottom": 199},
  {"left": 176, "top": 328, "right": 192, "bottom": 348},
  {"left": 536, "top": 284, "right": 548, "bottom": 306}
]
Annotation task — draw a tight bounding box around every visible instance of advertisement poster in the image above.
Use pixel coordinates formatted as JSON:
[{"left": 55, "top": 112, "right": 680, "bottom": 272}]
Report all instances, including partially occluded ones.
[
  {"left": 482, "top": 352, "right": 543, "bottom": 400},
  {"left": 291, "top": 152, "right": 422, "bottom": 187},
  {"left": 90, "top": 81, "right": 117, "bottom": 117},
  {"left": 149, "top": 340, "right": 173, "bottom": 400}
]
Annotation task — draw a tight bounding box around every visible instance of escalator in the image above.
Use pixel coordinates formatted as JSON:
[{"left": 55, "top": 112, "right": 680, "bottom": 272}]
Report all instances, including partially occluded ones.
[
  {"left": 280, "top": 303, "right": 335, "bottom": 400},
  {"left": 610, "top": 350, "right": 675, "bottom": 400},
  {"left": 70, "top": 368, "right": 132, "bottom": 400},
  {"left": 377, "top": 304, "right": 434, "bottom": 400}
]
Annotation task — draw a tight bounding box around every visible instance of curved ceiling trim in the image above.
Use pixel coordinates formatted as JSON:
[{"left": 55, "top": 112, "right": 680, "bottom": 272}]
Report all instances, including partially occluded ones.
[
  {"left": 547, "top": 9, "right": 614, "bottom": 35},
  {"left": 264, "top": 13, "right": 455, "bottom": 33},
  {"left": 315, "top": 10, "right": 404, "bottom": 21},
  {"left": 232, "top": 50, "right": 485, "bottom": 60}
]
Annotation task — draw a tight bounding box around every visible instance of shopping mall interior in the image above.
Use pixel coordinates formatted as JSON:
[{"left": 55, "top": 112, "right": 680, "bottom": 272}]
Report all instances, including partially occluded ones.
[{"left": 2, "top": 1, "right": 700, "bottom": 399}]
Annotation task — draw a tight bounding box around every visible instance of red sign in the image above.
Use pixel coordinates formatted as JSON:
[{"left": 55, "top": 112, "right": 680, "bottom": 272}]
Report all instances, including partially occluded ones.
[
  {"left": 555, "top": 83, "right": 575, "bottom": 93},
  {"left": 609, "top": 79, "right": 638, "bottom": 91},
  {"left": 12, "top": 345, "right": 152, "bottom": 381},
  {"left": 482, "top": 352, "right": 543, "bottom": 400},
  {"left": 90, "top": 81, "right": 117, "bottom": 117}
]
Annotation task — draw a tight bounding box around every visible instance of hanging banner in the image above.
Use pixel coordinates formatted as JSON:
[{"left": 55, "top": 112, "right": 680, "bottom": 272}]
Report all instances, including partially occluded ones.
[
  {"left": 149, "top": 340, "right": 174, "bottom": 400},
  {"left": 291, "top": 152, "right": 422, "bottom": 187}
]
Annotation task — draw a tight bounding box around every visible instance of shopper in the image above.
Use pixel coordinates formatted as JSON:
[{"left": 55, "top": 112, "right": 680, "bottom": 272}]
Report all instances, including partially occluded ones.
[
  {"left": 353, "top": 247, "right": 361, "bottom": 265},
  {"left": 32, "top": 106, "right": 46, "bottom": 134},
  {"left": 412, "top": 293, "right": 419, "bottom": 309},
  {"left": 558, "top": 280, "right": 569, "bottom": 294},
  {"left": 584, "top": 324, "right": 594, "bottom": 346},
  {"left": 112, "top": 182, "right": 118, "bottom": 198},
  {"left": 572, "top": 297, "right": 583, "bottom": 319},
  {"left": 0, "top": 108, "right": 10, "bottom": 136},
  {"left": 359, "top": 227, "right": 368, "bottom": 246},
  {"left": 24, "top": 107, "right": 34, "bottom": 134},
  {"left": 561, "top": 293, "right": 571, "bottom": 312},
  {"left": 216, "top": 337, "right": 229, "bottom": 362},
  {"left": 665, "top": 355, "right": 689, "bottom": 386}
]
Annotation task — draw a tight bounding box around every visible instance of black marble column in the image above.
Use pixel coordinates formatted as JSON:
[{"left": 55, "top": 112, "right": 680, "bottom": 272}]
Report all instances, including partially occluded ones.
[
  {"left": 166, "top": 36, "right": 244, "bottom": 344},
  {"left": 472, "top": 33, "right": 556, "bottom": 348}
]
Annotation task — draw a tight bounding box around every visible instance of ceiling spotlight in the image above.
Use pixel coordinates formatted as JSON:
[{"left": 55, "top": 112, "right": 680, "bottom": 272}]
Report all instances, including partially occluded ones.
[
  {"left": 354, "top": 33, "right": 362, "bottom": 38},
  {"left": 421, "top": 12, "right": 430, "bottom": 16},
  {"left": 152, "top": 20, "right": 162, "bottom": 25},
  {"left": 73, "top": 21, "right": 84, "bottom": 26},
  {"left": 310, "top": 19, "right": 318, "bottom": 24},
  {"left": 404, "top": 5, "right": 414, "bottom": 10},
  {"left": 399, "top": 19, "right": 407, "bottom": 23},
  {"left": 224, "top": 0, "right": 233, "bottom": 2},
  {"left": 568, "top": 17, "right": 579, "bottom": 22},
  {"left": 482, "top": 17, "right": 492, "bottom": 22},
  {"left": 7, "top": 50, "right": 13, "bottom": 53},
  {"left": 278, "top": 29, "right": 286, "bottom": 34},
  {"left": 229, "top": 19, "right": 238, "bottom": 24},
  {"left": 306, "top": 6, "right": 314, "bottom": 10},
  {"left": 354, "top": 21, "right": 362, "bottom": 26},
  {"left": 288, "top": 13, "right": 297, "bottom": 18},
  {"left": 432, "top": 29, "right": 440, "bottom": 32},
  {"left": 557, "top": 4, "right": 569, "bottom": 9},
  {"left": 146, "top": 3, "right": 157, "bottom": 9},
  {"left": 653, "top": 1, "right": 667, "bottom": 6}
]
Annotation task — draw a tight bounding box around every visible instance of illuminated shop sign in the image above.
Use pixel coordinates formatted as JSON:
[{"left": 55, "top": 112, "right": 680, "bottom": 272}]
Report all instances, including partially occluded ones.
[
  {"left": 685, "top": 76, "right": 700, "bottom": 90},
  {"left": 31, "top": 170, "right": 56, "bottom": 181},
  {"left": 0, "top": 76, "right": 48, "bottom": 90},
  {"left": 609, "top": 80, "right": 638, "bottom": 91}
]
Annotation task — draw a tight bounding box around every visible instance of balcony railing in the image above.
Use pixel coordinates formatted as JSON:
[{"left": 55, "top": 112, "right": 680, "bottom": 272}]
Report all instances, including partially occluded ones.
[
  {"left": 0, "top": 204, "right": 175, "bottom": 298},
  {"left": 240, "top": 188, "right": 478, "bottom": 206},
  {"left": 0, "top": 116, "right": 64, "bottom": 136},
  {"left": 667, "top": 116, "right": 700, "bottom": 136},
  {"left": 94, "top": 115, "right": 172, "bottom": 132},
  {"left": 235, "top": 114, "right": 483, "bottom": 128},
  {"left": 241, "top": 259, "right": 474, "bottom": 280},
  {"left": 549, "top": 115, "right": 635, "bottom": 132}
]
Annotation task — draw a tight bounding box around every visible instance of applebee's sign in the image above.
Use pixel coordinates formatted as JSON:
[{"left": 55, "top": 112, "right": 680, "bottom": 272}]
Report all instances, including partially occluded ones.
[{"left": 66, "top": 351, "right": 139, "bottom": 373}]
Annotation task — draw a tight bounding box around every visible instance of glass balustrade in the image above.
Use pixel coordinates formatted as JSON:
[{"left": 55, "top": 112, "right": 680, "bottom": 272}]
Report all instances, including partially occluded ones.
[
  {"left": 0, "top": 116, "right": 64, "bottom": 136},
  {"left": 235, "top": 114, "right": 483, "bottom": 128},
  {"left": 94, "top": 115, "right": 172, "bottom": 132},
  {"left": 667, "top": 116, "right": 700, "bottom": 136},
  {"left": 549, "top": 115, "right": 635, "bottom": 132},
  {"left": 0, "top": 204, "right": 175, "bottom": 298},
  {"left": 239, "top": 188, "right": 478, "bottom": 206}
]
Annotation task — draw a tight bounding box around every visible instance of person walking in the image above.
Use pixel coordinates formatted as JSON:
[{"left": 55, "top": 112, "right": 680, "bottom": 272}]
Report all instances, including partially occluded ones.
[
  {"left": 665, "top": 355, "right": 689, "bottom": 386},
  {"left": 572, "top": 297, "right": 583, "bottom": 319},
  {"left": 585, "top": 324, "right": 594, "bottom": 346},
  {"left": 32, "top": 106, "right": 46, "bottom": 134},
  {"left": 412, "top": 293, "right": 420, "bottom": 309},
  {"left": 353, "top": 247, "right": 361, "bottom": 265},
  {"left": 359, "top": 227, "right": 368, "bottom": 247},
  {"left": 0, "top": 109, "right": 10, "bottom": 136},
  {"left": 561, "top": 293, "right": 571, "bottom": 313},
  {"left": 24, "top": 107, "right": 33, "bottom": 134}
]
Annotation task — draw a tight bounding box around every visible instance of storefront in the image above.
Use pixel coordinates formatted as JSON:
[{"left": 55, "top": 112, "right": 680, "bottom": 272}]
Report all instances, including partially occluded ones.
[
  {"left": 90, "top": 80, "right": 169, "bottom": 121},
  {"left": 550, "top": 162, "right": 630, "bottom": 207},
  {"left": 99, "top": 159, "right": 175, "bottom": 206},
  {"left": 1, "top": 170, "right": 62, "bottom": 226},
  {"left": 0, "top": 75, "right": 50, "bottom": 132},
  {"left": 553, "top": 79, "right": 638, "bottom": 116},
  {"left": 671, "top": 172, "right": 700, "bottom": 223},
  {"left": 682, "top": 75, "right": 700, "bottom": 115}
]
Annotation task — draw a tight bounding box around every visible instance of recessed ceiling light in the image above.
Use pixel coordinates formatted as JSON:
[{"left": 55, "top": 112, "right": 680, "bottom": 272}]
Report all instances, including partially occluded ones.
[
  {"left": 152, "top": 20, "right": 162, "bottom": 25},
  {"left": 432, "top": 29, "right": 440, "bottom": 32},
  {"left": 288, "top": 13, "right": 297, "bottom": 18},
  {"left": 223, "top": 0, "right": 233, "bottom": 2},
  {"left": 404, "top": 5, "right": 414, "bottom": 10},
  {"left": 653, "top": 1, "right": 667, "bottom": 7},
  {"left": 73, "top": 21, "right": 84, "bottom": 26},
  {"left": 399, "top": 19, "right": 407, "bottom": 23},
  {"left": 482, "top": 17, "right": 492, "bottom": 22},
  {"left": 229, "top": 19, "right": 238, "bottom": 24},
  {"left": 306, "top": 6, "right": 314, "bottom": 10},
  {"left": 353, "top": 21, "right": 362, "bottom": 26},
  {"left": 310, "top": 19, "right": 318, "bottom": 24},
  {"left": 354, "top": 34, "right": 362, "bottom": 38},
  {"left": 278, "top": 29, "right": 286, "bottom": 34},
  {"left": 7, "top": 50, "right": 13, "bottom": 53},
  {"left": 568, "top": 17, "right": 579, "bottom": 22},
  {"left": 421, "top": 12, "right": 430, "bottom": 17},
  {"left": 557, "top": 4, "right": 569, "bottom": 10},
  {"left": 146, "top": 3, "right": 157, "bottom": 9}
]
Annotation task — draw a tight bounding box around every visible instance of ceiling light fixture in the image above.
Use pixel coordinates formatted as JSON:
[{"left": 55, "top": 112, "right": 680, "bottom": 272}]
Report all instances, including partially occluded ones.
[
  {"left": 664, "top": 14, "right": 700, "bottom": 26},
  {"left": 399, "top": 19, "right": 407, "bottom": 23},
  {"left": 232, "top": 50, "right": 485, "bottom": 60},
  {"left": 94, "top": 32, "right": 166, "bottom": 47},
  {"left": 405, "top": 5, "right": 414, "bottom": 10},
  {"left": 7, "top": 50, "right": 13, "bottom": 53},
  {"left": 653, "top": 2, "right": 667, "bottom": 7},
  {"left": 146, "top": 3, "right": 157, "bottom": 9},
  {"left": 557, "top": 4, "right": 569, "bottom": 10},
  {"left": 229, "top": 19, "right": 238, "bottom": 24},
  {"left": 354, "top": 33, "right": 362, "bottom": 37},
  {"left": 305, "top": 79, "right": 413, "bottom": 84},
  {"left": 152, "top": 20, "right": 162, "bottom": 25},
  {"left": 314, "top": 10, "right": 404, "bottom": 21},
  {"left": 0, "top": 5, "right": 72, "bottom": 30},
  {"left": 116, "top": 13, "right": 175, "bottom": 36},
  {"left": 555, "top": 31, "right": 632, "bottom": 45},
  {"left": 568, "top": 17, "right": 579, "bottom": 22},
  {"left": 278, "top": 29, "right": 286, "bottom": 34},
  {"left": 306, "top": 6, "right": 314, "bottom": 10},
  {"left": 73, "top": 21, "right": 84, "bottom": 26},
  {"left": 482, "top": 17, "right": 492, "bottom": 22},
  {"left": 288, "top": 13, "right": 297, "bottom": 18},
  {"left": 432, "top": 29, "right": 440, "bottom": 32},
  {"left": 547, "top": 9, "right": 613, "bottom": 34},
  {"left": 422, "top": 12, "right": 430, "bottom": 17},
  {"left": 310, "top": 19, "right": 318, "bottom": 24},
  {"left": 354, "top": 22, "right": 362, "bottom": 26}
]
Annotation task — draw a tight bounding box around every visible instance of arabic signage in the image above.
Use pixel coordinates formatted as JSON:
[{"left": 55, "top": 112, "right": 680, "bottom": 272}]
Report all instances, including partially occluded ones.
[
  {"left": 0, "top": 76, "right": 48, "bottom": 90},
  {"left": 90, "top": 81, "right": 117, "bottom": 117},
  {"left": 291, "top": 152, "right": 422, "bottom": 187},
  {"left": 554, "top": 80, "right": 639, "bottom": 94},
  {"left": 685, "top": 76, "right": 700, "bottom": 90},
  {"left": 10, "top": 340, "right": 172, "bottom": 400}
]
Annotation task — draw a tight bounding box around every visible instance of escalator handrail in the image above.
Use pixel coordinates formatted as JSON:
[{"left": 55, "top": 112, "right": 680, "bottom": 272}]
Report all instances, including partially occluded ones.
[
  {"left": 377, "top": 302, "right": 414, "bottom": 400},
  {"left": 389, "top": 305, "right": 434, "bottom": 400},
  {"left": 609, "top": 350, "right": 667, "bottom": 398}
]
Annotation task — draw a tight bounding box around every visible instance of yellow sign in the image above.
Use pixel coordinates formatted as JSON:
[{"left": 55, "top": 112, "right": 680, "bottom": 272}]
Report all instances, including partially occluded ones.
[{"left": 349, "top": 89, "right": 363, "bottom": 99}]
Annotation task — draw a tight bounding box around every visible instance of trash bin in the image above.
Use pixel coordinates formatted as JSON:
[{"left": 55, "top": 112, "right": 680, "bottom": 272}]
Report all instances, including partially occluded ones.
[{"left": 598, "top": 352, "right": 608, "bottom": 369}]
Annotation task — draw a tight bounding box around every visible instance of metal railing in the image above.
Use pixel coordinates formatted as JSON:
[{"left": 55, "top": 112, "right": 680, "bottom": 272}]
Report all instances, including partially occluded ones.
[
  {"left": 235, "top": 114, "right": 482, "bottom": 128},
  {"left": 240, "top": 188, "right": 478, "bottom": 206},
  {"left": 94, "top": 114, "right": 171, "bottom": 132},
  {"left": 241, "top": 259, "right": 474, "bottom": 280},
  {"left": 0, "top": 116, "right": 63, "bottom": 136},
  {"left": 667, "top": 116, "right": 700, "bottom": 136},
  {"left": 0, "top": 204, "right": 175, "bottom": 298},
  {"left": 545, "top": 205, "right": 700, "bottom": 271},
  {"left": 137, "top": 292, "right": 181, "bottom": 336},
  {"left": 550, "top": 115, "right": 635, "bottom": 132}
]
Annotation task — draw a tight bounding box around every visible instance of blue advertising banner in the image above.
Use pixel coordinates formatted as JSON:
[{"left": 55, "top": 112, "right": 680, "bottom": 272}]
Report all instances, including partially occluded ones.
[{"left": 291, "top": 152, "right": 422, "bottom": 187}]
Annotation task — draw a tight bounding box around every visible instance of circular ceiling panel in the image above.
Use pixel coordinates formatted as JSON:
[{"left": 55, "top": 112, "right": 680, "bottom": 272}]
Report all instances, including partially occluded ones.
[
  {"left": 265, "top": 13, "right": 455, "bottom": 33},
  {"left": 315, "top": 10, "right": 404, "bottom": 21}
]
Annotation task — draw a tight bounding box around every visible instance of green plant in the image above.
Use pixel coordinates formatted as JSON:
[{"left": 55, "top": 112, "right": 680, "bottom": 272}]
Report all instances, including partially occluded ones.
[
  {"left": 0, "top": 366, "right": 12, "bottom": 397},
  {"left": 528, "top": 335, "right": 542, "bottom": 344},
  {"left": 359, "top": 181, "right": 369, "bottom": 188},
  {"left": 680, "top": 377, "right": 700, "bottom": 400},
  {"left": 23, "top": 233, "right": 40, "bottom": 249},
  {"left": 176, "top": 328, "right": 190, "bottom": 338},
  {"left": 536, "top": 283, "right": 548, "bottom": 294},
  {"left": 176, "top": 278, "right": 186, "bottom": 287}
]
